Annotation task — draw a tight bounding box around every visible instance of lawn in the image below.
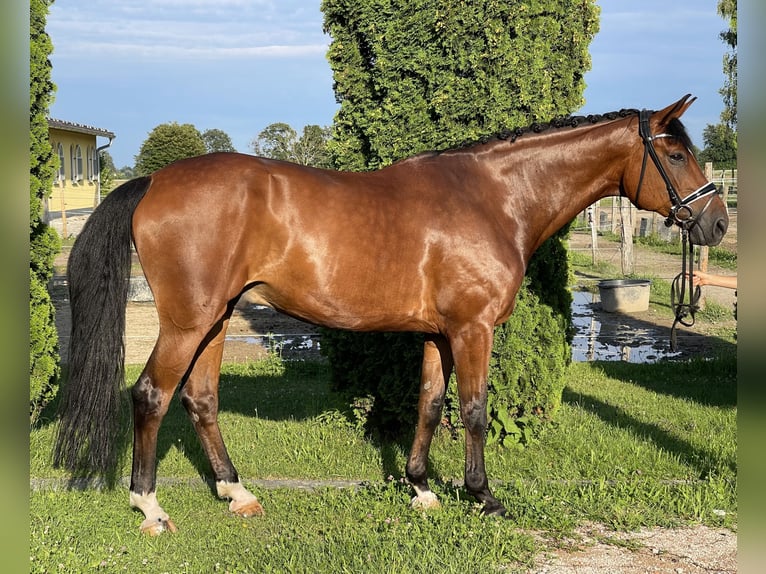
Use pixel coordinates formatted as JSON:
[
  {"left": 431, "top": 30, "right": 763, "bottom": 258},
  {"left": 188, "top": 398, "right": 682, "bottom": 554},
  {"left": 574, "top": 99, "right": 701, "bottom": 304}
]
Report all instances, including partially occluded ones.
[{"left": 30, "top": 352, "right": 736, "bottom": 573}]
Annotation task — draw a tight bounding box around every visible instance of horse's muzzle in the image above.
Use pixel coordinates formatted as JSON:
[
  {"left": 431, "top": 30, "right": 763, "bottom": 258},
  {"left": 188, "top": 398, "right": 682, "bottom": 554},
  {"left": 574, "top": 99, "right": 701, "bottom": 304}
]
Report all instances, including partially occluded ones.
[{"left": 690, "top": 212, "right": 729, "bottom": 246}]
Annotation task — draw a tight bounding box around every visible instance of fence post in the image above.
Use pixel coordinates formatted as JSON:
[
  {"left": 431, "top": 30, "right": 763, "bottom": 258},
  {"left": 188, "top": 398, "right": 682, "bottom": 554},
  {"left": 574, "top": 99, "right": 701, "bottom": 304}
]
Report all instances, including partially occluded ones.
[
  {"left": 620, "top": 197, "right": 634, "bottom": 275},
  {"left": 721, "top": 168, "right": 734, "bottom": 210},
  {"left": 588, "top": 205, "right": 598, "bottom": 264}
]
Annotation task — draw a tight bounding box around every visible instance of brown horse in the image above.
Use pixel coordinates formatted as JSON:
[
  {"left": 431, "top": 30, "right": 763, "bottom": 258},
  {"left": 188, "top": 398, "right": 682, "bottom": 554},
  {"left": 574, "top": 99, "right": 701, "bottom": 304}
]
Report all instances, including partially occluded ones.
[{"left": 54, "top": 95, "right": 728, "bottom": 534}]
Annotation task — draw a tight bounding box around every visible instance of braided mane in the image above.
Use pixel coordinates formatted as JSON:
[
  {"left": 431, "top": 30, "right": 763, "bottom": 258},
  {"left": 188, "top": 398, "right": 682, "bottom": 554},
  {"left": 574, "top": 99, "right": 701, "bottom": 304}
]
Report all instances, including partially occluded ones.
[{"left": 453, "top": 108, "right": 642, "bottom": 150}]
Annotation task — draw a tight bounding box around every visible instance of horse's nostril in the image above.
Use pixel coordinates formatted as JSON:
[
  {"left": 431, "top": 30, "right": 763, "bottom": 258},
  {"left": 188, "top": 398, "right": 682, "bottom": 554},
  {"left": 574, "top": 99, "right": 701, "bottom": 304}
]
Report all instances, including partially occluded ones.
[{"left": 716, "top": 218, "right": 728, "bottom": 237}]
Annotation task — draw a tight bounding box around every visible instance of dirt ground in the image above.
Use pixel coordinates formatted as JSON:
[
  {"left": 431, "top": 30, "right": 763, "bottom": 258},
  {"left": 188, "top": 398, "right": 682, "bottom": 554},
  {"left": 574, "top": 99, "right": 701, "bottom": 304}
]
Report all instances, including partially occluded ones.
[
  {"left": 528, "top": 522, "right": 736, "bottom": 574},
  {"left": 49, "top": 212, "right": 737, "bottom": 573}
]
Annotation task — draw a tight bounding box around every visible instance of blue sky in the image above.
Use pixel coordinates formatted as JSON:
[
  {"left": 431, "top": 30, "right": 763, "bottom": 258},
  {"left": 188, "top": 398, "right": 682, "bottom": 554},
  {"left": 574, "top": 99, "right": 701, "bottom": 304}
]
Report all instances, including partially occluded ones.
[{"left": 47, "top": 0, "right": 729, "bottom": 168}]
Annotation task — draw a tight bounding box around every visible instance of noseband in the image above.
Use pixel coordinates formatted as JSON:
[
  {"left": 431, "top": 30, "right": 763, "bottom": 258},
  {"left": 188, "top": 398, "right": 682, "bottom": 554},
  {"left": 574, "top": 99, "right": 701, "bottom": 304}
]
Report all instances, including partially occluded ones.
[{"left": 635, "top": 109, "right": 720, "bottom": 351}]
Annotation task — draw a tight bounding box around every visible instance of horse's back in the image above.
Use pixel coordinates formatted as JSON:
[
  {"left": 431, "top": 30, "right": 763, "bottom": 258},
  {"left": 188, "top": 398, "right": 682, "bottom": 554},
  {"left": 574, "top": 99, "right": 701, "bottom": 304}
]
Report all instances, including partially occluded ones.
[{"left": 131, "top": 152, "right": 514, "bottom": 332}]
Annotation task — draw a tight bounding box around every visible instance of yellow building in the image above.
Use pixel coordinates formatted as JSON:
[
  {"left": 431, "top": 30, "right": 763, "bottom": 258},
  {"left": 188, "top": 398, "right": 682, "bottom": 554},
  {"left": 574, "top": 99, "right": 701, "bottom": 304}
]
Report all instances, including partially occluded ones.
[{"left": 47, "top": 118, "right": 115, "bottom": 216}]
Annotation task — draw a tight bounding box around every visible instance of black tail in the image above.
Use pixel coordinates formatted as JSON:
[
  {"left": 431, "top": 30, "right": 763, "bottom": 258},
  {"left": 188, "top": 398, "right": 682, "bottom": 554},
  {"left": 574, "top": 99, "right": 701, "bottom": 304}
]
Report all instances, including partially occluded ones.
[{"left": 53, "top": 176, "right": 152, "bottom": 475}]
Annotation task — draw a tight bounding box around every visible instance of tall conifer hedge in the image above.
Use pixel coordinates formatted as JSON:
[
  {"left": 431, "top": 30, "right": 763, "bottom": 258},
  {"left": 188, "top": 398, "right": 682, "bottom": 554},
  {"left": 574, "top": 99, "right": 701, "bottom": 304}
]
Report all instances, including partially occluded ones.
[
  {"left": 30, "top": 0, "right": 61, "bottom": 425},
  {"left": 320, "top": 0, "right": 599, "bottom": 444}
]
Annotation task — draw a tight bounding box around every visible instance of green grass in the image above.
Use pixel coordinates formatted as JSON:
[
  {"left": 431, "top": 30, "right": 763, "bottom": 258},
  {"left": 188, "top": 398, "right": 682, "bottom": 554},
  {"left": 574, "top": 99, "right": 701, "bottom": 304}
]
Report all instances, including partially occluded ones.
[
  {"left": 31, "top": 484, "right": 543, "bottom": 573},
  {"left": 31, "top": 353, "right": 736, "bottom": 572}
]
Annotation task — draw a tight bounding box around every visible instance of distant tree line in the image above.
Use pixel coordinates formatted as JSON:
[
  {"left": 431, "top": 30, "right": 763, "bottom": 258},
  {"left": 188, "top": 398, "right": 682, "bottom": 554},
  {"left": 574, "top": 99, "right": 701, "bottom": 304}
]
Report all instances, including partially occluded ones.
[
  {"left": 132, "top": 123, "right": 236, "bottom": 176},
  {"left": 102, "top": 122, "right": 332, "bottom": 183},
  {"left": 250, "top": 123, "right": 332, "bottom": 168}
]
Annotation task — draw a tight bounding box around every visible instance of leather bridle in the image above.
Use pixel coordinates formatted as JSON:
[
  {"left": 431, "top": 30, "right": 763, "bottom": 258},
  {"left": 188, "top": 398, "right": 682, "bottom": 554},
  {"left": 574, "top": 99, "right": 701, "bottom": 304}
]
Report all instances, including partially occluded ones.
[
  {"left": 634, "top": 109, "right": 721, "bottom": 351},
  {"left": 635, "top": 109, "right": 719, "bottom": 230}
]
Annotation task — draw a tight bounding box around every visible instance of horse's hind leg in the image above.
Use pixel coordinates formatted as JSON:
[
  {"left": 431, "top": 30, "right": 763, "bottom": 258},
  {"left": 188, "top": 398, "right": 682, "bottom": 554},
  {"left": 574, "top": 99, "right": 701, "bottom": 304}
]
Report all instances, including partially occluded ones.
[
  {"left": 406, "top": 335, "right": 453, "bottom": 510},
  {"left": 179, "top": 315, "right": 263, "bottom": 518},
  {"left": 129, "top": 324, "right": 209, "bottom": 535}
]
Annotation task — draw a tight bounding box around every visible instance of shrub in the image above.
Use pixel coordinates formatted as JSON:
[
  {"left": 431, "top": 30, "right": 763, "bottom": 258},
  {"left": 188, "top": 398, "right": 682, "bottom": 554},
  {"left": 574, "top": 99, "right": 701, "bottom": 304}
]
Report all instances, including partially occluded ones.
[
  {"left": 325, "top": 279, "right": 570, "bottom": 447},
  {"left": 321, "top": 330, "right": 424, "bottom": 434},
  {"left": 483, "top": 283, "right": 569, "bottom": 446},
  {"left": 30, "top": 0, "right": 61, "bottom": 425},
  {"left": 30, "top": 268, "right": 60, "bottom": 424},
  {"left": 320, "top": 0, "right": 591, "bottom": 444}
]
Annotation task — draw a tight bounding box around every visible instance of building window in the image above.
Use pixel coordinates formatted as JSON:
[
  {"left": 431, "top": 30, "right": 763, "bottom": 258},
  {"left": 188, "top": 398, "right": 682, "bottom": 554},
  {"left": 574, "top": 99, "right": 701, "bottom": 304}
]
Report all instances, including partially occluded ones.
[
  {"left": 70, "top": 144, "right": 83, "bottom": 184},
  {"left": 87, "top": 146, "right": 95, "bottom": 181},
  {"left": 56, "top": 143, "right": 65, "bottom": 184}
]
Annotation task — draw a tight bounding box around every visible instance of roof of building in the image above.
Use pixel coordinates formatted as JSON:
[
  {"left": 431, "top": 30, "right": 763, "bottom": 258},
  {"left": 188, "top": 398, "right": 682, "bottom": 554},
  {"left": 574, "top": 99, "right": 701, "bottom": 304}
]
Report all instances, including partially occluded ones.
[{"left": 47, "top": 118, "right": 115, "bottom": 139}]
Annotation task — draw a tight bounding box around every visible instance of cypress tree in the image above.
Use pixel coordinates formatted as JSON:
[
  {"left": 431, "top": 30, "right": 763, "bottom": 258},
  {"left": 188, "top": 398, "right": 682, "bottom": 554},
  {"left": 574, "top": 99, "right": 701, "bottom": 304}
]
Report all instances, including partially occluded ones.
[
  {"left": 30, "top": 0, "right": 61, "bottom": 424},
  {"left": 320, "top": 0, "right": 599, "bottom": 443}
]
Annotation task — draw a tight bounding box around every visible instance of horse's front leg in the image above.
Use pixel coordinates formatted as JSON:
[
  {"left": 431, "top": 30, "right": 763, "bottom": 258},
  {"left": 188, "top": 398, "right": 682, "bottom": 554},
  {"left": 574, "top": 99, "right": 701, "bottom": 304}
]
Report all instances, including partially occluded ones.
[
  {"left": 406, "top": 335, "right": 453, "bottom": 510},
  {"left": 451, "top": 323, "right": 507, "bottom": 516},
  {"left": 180, "top": 317, "right": 263, "bottom": 518}
]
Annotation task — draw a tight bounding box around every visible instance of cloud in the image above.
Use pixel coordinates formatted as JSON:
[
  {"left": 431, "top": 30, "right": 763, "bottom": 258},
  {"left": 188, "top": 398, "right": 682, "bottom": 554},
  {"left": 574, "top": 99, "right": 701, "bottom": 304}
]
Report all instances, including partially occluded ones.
[
  {"left": 48, "top": 0, "right": 327, "bottom": 62},
  {"left": 55, "top": 40, "right": 328, "bottom": 62}
]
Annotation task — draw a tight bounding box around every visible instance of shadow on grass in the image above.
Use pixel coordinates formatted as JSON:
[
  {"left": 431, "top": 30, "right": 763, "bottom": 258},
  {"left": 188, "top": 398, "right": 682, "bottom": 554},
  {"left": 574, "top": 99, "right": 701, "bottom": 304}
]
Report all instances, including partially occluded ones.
[
  {"left": 37, "top": 360, "right": 425, "bottom": 492},
  {"left": 596, "top": 355, "right": 736, "bottom": 407},
  {"left": 562, "top": 353, "right": 737, "bottom": 478},
  {"left": 161, "top": 359, "right": 434, "bottom": 493}
]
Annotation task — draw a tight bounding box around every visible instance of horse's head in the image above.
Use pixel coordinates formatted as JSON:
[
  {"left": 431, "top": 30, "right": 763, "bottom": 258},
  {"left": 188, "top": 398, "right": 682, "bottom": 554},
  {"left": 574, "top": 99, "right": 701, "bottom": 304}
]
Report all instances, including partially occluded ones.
[{"left": 622, "top": 94, "right": 729, "bottom": 246}]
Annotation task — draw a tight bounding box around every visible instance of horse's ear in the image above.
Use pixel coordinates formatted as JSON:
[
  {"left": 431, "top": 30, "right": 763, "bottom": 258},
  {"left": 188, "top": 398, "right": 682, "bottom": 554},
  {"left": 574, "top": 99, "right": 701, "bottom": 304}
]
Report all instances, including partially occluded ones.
[{"left": 655, "top": 94, "right": 697, "bottom": 127}]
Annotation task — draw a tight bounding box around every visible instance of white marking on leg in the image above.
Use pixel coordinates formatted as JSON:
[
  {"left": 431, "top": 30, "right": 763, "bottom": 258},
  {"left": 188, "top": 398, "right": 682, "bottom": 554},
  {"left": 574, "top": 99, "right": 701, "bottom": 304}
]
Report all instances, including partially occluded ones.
[
  {"left": 130, "top": 491, "right": 167, "bottom": 520},
  {"left": 216, "top": 480, "right": 256, "bottom": 503},
  {"left": 410, "top": 485, "right": 441, "bottom": 510},
  {"left": 129, "top": 491, "right": 176, "bottom": 534},
  {"left": 216, "top": 480, "right": 263, "bottom": 515}
]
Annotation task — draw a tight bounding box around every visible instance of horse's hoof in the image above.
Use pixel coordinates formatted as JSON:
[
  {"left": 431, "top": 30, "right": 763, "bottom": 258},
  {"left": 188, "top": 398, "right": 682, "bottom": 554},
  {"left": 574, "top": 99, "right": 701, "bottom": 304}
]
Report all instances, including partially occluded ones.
[
  {"left": 139, "top": 516, "right": 178, "bottom": 536},
  {"left": 410, "top": 492, "right": 441, "bottom": 511},
  {"left": 481, "top": 502, "right": 508, "bottom": 518},
  {"left": 230, "top": 498, "right": 265, "bottom": 517}
]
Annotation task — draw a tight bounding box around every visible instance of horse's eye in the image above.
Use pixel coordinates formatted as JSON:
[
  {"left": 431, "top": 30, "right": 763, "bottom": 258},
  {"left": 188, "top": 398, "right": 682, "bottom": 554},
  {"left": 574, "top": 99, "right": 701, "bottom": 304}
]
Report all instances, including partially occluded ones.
[{"left": 669, "top": 152, "right": 685, "bottom": 163}]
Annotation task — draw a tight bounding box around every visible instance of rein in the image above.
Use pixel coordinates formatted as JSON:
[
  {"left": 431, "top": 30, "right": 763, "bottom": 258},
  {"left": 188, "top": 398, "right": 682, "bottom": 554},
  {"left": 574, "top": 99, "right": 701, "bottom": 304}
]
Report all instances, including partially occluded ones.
[
  {"left": 635, "top": 109, "right": 717, "bottom": 351},
  {"left": 669, "top": 230, "right": 702, "bottom": 351}
]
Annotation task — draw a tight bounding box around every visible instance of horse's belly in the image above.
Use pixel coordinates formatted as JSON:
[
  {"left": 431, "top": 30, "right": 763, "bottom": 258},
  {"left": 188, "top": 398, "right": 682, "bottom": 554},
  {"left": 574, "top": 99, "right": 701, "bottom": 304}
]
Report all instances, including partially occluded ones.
[{"left": 246, "top": 280, "right": 437, "bottom": 333}]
